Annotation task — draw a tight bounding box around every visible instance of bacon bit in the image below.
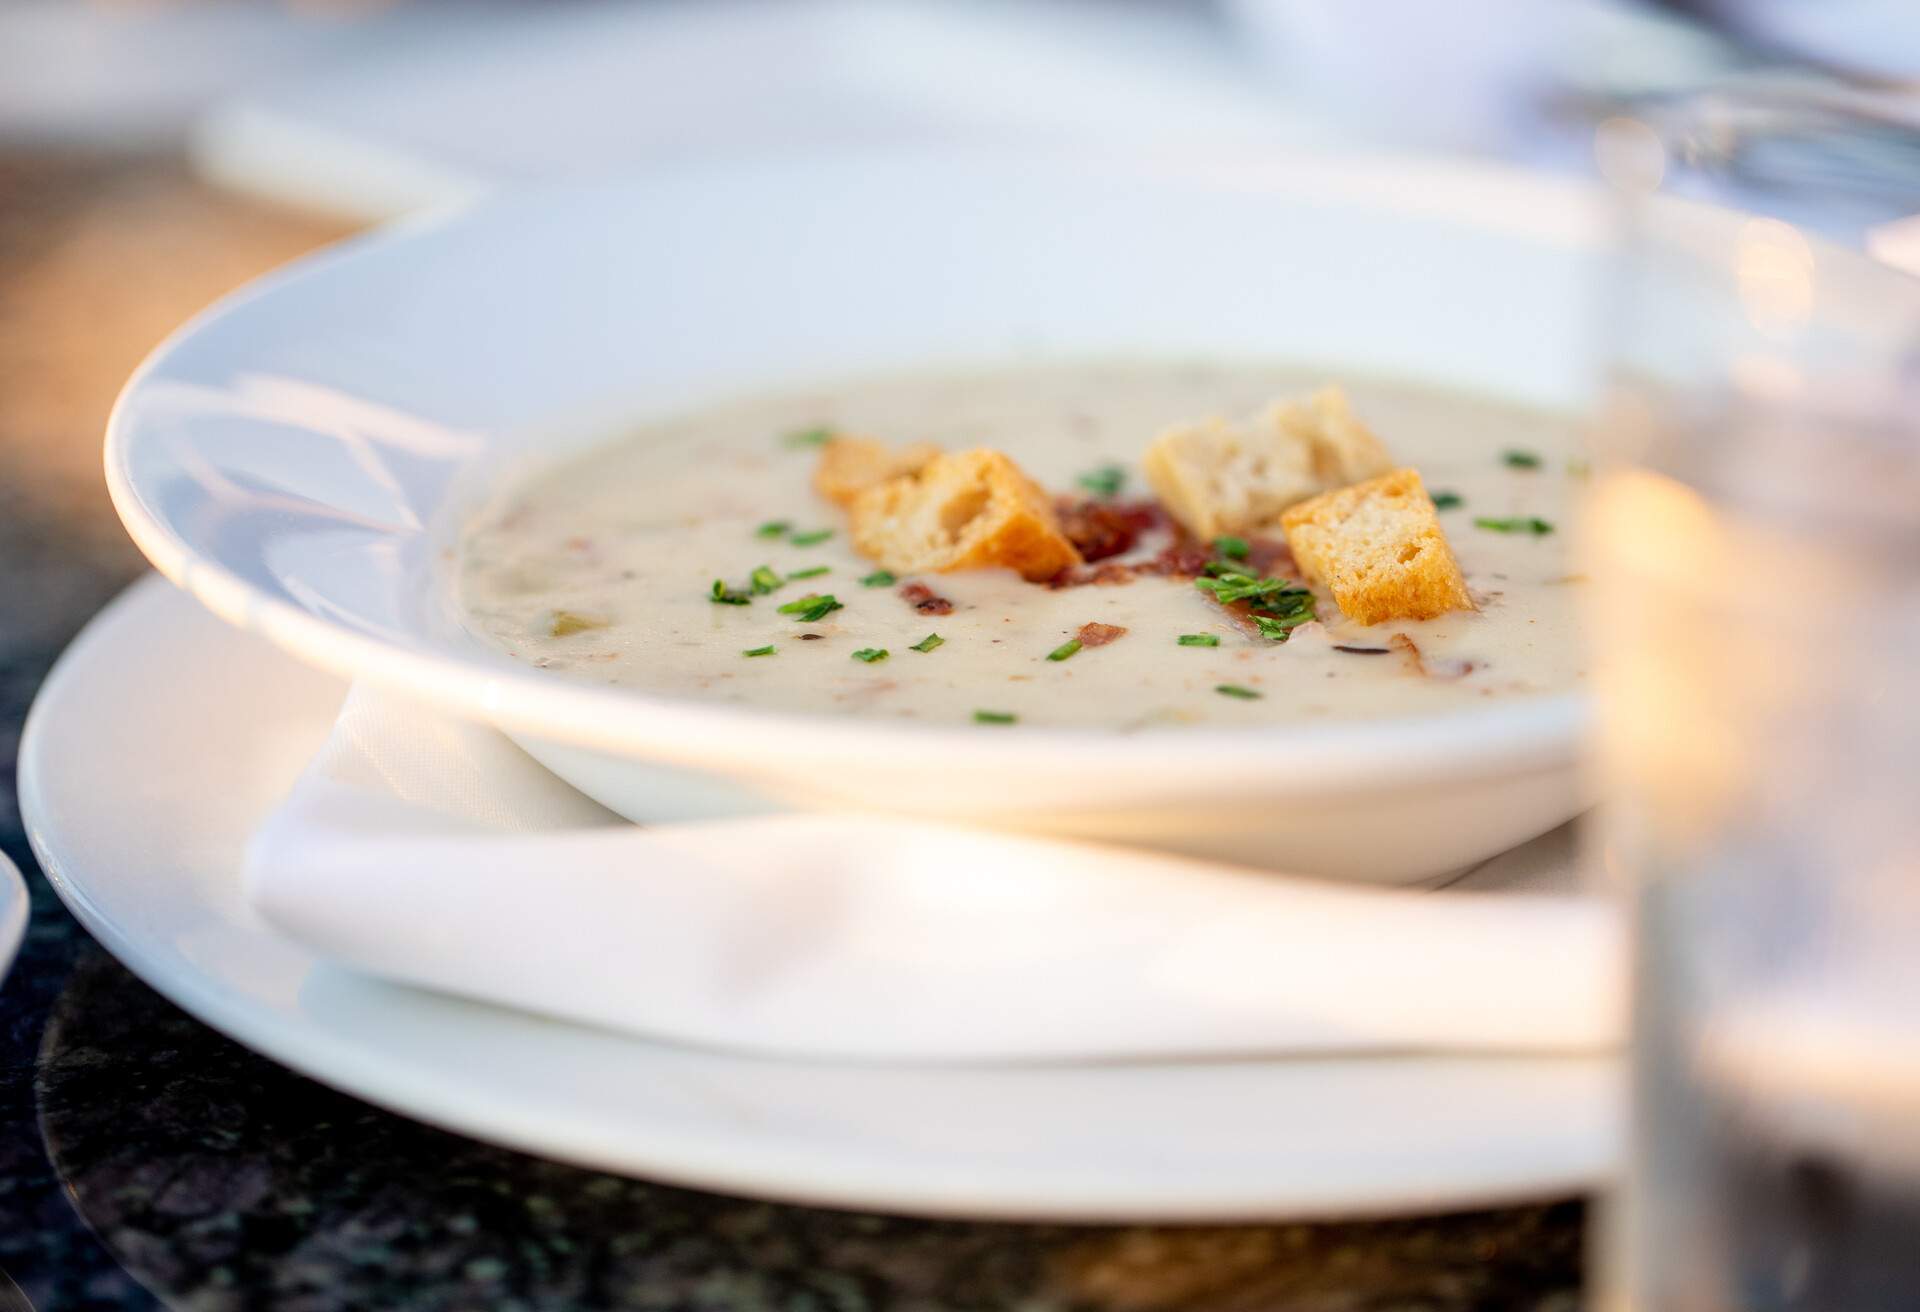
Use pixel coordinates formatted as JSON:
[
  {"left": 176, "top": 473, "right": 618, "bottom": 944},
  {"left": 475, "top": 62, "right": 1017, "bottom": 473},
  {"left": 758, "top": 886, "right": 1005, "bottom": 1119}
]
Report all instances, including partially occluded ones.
[
  {"left": 1049, "top": 536, "right": 1210, "bottom": 588},
  {"left": 798, "top": 633, "right": 825, "bottom": 641},
  {"left": 1242, "top": 535, "right": 1297, "bottom": 577},
  {"left": 1143, "top": 537, "right": 1216, "bottom": 579},
  {"left": 1076, "top": 621, "right": 1128, "bottom": 647},
  {"left": 564, "top": 535, "right": 594, "bottom": 552},
  {"left": 1390, "top": 633, "right": 1476, "bottom": 679},
  {"left": 898, "top": 581, "right": 954, "bottom": 615},
  {"left": 1054, "top": 497, "right": 1163, "bottom": 562},
  {"left": 1390, "top": 633, "right": 1426, "bottom": 676},
  {"left": 1046, "top": 502, "right": 1296, "bottom": 590}
]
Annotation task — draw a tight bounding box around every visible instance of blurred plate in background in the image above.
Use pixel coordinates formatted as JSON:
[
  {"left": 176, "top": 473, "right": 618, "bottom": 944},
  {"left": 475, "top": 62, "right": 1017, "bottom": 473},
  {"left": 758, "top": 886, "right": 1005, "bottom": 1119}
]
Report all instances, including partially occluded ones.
[{"left": 0, "top": 851, "right": 23, "bottom": 987}]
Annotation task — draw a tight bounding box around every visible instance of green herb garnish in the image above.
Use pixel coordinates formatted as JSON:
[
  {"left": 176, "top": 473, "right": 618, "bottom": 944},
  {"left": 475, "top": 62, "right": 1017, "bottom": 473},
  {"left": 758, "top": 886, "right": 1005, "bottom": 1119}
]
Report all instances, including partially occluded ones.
[
  {"left": 1046, "top": 639, "right": 1082, "bottom": 662},
  {"left": 860, "top": 570, "right": 897, "bottom": 588},
  {"left": 548, "top": 610, "right": 609, "bottom": 637},
  {"left": 749, "top": 565, "right": 783, "bottom": 595},
  {"left": 1474, "top": 516, "right": 1555, "bottom": 535},
  {"left": 783, "top": 427, "right": 835, "bottom": 449},
  {"left": 1431, "top": 491, "right": 1464, "bottom": 511},
  {"left": 1198, "top": 576, "right": 1290, "bottom": 607},
  {"left": 787, "top": 565, "right": 830, "bottom": 581},
  {"left": 1253, "top": 611, "right": 1314, "bottom": 641},
  {"left": 910, "top": 633, "right": 944, "bottom": 653},
  {"left": 1177, "top": 633, "right": 1221, "bottom": 647},
  {"left": 1194, "top": 566, "right": 1317, "bottom": 643},
  {"left": 1213, "top": 535, "right": 1250, "bottom": 561},
  {"left": 1077, "top": 464, "right": 1126, "bottom": 499},
  {"left": 776, "top": 593, "right": 844, "bottom": 622},
  {"left": 1215, "top": 684, "right": 1263, "bottom": 700},
  {"left": 755, "top": 520, "right": 792, "bottom": 539},
  {"left": 788, "top": 528, "right": 834, "bottom": 547},
  {"left": 710, "top": 579, "right": 752, "bottom": 606},
  {"left": 851, "top": 648, "right": 889, "bottom": 664},
  {"left": 1502, "top": 449, "right": 1542, "bottom": 469},
  {"left": 973, "top": 710, "right": 1017, "bottom": 725},
  {"left": 1194, "top": 570, "right": 1308, "bottom": 607},
  {"left": 742, "top": 645, "right": 776, "bottom": 658}
]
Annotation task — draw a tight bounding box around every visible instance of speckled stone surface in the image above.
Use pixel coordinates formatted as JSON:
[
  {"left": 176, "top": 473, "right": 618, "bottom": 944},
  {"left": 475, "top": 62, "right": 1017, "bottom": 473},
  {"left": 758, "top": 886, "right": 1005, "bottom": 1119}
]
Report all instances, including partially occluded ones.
[{"left": 0, "top": 151, "right": 1590, "bottom": 1311}]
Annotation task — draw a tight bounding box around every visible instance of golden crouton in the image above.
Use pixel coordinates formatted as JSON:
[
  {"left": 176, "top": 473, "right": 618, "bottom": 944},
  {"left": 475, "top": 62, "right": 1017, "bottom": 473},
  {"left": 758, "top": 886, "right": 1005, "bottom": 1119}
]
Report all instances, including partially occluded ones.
[
  {"left": 849, "top": 449, "right": 1083, "bottom": 582},
  {"left": 1273, "top": 386, "right": 1396, "bottom": 487},
  {"left": 813, "top": 436, "right": 940, "bottom": 508},
  {"left": 1143, "top": 416, "right": 1318, "bottom": 543},
  {"left": 1142, "top": 385, "right": 1396, "bottom": 541},
  {"left": 1280, "top": 468, "right": 1474, "bottom": 625}
]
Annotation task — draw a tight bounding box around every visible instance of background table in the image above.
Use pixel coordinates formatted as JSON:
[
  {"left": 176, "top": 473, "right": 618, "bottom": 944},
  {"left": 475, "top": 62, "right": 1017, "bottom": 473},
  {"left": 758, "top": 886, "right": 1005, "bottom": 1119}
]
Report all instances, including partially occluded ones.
[{"left": 0, "top": 150, "right": 1586, "bottom": 1312}]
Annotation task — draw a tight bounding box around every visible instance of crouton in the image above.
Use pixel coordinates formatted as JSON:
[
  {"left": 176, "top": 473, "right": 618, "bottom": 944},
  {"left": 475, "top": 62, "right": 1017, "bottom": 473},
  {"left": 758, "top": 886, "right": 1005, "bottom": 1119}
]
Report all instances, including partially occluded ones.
[
  {"left": 813, "top": 436, "right": 940, "bottom": 507},
  {"left": 1142, "top": 385, "right": 1396, "bottom": 540},
  {"left": 1280, "top": 468, "right": 1474, "bottom": 625},
  {"left": 1143, "top": 416, "right": 1318, "bottom": 543},
  {"left": 1273, "top": 386, "right": 1396, "bottom": 487},
  {"left": 849, "top": 449, "right": 1083, "bottom": 582}
]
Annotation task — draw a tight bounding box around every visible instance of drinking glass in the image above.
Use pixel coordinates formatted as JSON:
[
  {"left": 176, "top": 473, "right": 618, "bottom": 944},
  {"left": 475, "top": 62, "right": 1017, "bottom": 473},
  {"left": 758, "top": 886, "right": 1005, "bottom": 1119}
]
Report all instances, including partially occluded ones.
[{"left": 1593, "top": 86, "right": 1920, "bottom": 1310}]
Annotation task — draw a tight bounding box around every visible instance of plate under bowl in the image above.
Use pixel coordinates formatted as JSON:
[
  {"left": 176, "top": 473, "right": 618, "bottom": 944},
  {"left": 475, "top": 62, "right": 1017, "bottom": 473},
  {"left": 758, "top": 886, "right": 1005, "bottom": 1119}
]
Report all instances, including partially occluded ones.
[{"left": 20, "top": 577, "right": 1617, "bottom": 1219}]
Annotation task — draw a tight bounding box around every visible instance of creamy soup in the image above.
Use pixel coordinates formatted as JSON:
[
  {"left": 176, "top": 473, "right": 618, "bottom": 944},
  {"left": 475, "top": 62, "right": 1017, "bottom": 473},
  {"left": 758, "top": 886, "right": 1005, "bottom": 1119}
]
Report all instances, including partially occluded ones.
[{"left": 458, "top": 360, "right": 1586, "bottom": 729}]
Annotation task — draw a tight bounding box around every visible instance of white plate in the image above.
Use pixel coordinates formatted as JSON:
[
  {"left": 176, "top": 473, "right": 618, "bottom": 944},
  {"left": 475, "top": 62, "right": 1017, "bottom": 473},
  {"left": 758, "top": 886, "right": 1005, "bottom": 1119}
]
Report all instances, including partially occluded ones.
[
  {"left": 0, "top": 849, "right": 23, "bottom": 986},
  {"left": 22, "top": 576, "right": 1618, "bottom": 1221},
  {"left": 105, "top": 150, "right": 1599, "bottom": 883}
]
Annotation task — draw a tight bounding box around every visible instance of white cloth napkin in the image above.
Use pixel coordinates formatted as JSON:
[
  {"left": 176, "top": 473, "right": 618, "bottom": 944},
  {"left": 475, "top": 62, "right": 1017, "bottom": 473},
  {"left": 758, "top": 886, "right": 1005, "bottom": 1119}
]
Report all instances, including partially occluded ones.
[{"left": 244, "top": 685, "right": 1622, "bottom": 1062}]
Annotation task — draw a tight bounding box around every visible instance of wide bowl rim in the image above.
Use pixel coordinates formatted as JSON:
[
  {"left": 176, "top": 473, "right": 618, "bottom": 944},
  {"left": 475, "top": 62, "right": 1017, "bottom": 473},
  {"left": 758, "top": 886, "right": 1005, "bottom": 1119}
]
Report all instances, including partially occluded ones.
[{"left": 105, "top": 146, "right": 1595, "bottom": 788}]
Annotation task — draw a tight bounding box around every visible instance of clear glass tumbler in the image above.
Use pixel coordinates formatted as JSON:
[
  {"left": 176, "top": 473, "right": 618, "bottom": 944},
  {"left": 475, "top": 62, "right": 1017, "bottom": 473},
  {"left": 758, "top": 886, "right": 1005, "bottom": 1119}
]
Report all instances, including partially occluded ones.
[{"left": 1594, "top": 87, "right": 1920, "bottom": 1310}]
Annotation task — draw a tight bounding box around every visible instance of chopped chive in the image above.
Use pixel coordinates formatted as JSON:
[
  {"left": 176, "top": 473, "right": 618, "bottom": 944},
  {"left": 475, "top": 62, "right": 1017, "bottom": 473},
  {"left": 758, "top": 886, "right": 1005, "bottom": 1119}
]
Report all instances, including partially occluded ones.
[
  {"left": 755, "top": 520, "right": 792, "bottom": 539},
  {"left": 1177, "top": 633, "right": 1221, "bottom": 647},
  {"left": 1194, "top": 565, "right": 1317, "bottom": 641},
  {"left": 776, "top": 593, "right": 844, "bottom": 622},
  {"left": 851, "top": 647, "right": 889, "bottom": 663},
  {"left": 742, "top": 645, "right": 776, "bottom": 657},
  {"left": 788, "top": 528, "right": 834, "bottom": 547},
  {"left": 1213, "top": 535, "right": 1250, "bottom": 561},
  {"left": 1046, "top": 639, "right": 1082, "bottom": 662},
  {"left": 910, "top": 633, "right": 945, "bottom": 653},
  {"left": 860, "top": 569, "right": 897, "bottom": 588},
  {"left": 1253, "top": 611, "right": 1314, "bottom": 642},
  {"left": 1502, "top": 449, "right": 1542, "bottom": 469},
  {"left": 783, "top": 426, "right": 835, "bottom": 449},
  {"left": 749, "top": 565, "right": 783, "bottom": 595},
  {"left": 1474, "top": 516, "right": 1555, "bottom": 535},
  {"left": 787, "top": 565, "right": 831, "bottom": 581},
  {"left": 1215, "top": 684, "right": 1263, "bottom": 700},
  {"left": 1194, "top": 572, "right": 1311, "bottom": 606},
  {"left": 1431, "top": 490, "right": 1464, "bottom": 511},
  {"left": 973, "top": 709, "right": 1017, "bottom": 725},
  {"left": 548, "top": 610, "right": 609, "bottom": 637},
  {"left": 1076, "top": 464, "right": 1126, "bottom": 499},
  {"left": 710, "top": 579, "right": 752, "bottom": 605}
]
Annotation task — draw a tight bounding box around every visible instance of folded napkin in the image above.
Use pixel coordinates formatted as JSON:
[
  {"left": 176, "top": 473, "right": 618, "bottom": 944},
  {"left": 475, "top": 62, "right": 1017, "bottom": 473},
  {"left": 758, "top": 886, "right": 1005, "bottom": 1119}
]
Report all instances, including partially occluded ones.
[{"left": 245, "top": 686, "right": 1622, "bottom": 1062}]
